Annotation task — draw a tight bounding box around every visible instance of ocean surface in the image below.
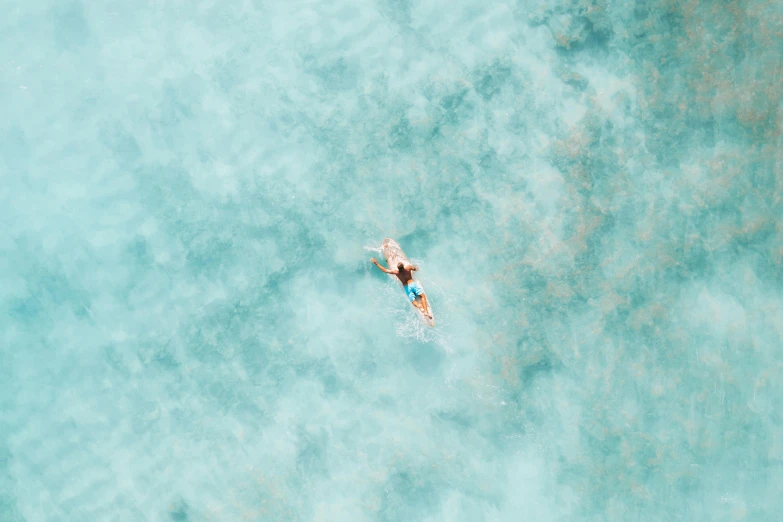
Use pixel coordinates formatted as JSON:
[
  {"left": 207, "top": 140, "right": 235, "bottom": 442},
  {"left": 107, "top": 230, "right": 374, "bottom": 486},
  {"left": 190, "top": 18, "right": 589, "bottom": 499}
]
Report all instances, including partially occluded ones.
[{"left": 1, "top": 0, "right": 782, "bottom": 520}]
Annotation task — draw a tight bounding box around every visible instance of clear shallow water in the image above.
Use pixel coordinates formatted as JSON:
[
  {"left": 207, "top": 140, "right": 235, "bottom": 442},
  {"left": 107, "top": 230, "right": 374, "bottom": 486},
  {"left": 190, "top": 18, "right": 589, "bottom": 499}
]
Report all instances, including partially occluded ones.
[{"left": 1, "top": 0, "right": 782, "bottom": 520}]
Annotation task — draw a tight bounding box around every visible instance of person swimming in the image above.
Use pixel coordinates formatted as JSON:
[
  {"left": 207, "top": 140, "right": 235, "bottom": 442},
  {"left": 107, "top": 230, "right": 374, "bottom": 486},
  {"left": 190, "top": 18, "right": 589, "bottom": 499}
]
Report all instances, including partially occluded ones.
[{"left": 371, "top": 258, "right": 432, "bottom": 319}]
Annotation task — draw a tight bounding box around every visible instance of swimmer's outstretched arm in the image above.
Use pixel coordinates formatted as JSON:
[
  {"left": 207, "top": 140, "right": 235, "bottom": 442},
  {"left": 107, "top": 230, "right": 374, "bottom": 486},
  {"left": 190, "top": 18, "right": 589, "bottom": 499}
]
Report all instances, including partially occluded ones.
[{"left": 371, "top": 258, "right": 398, "bottom": 274}]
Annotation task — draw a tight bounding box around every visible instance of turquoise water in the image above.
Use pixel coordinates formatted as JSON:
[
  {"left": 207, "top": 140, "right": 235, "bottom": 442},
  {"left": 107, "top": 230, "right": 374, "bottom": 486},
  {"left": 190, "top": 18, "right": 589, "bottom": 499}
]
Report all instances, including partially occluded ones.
[{"left": 2, "top": 0, "right": 782, "bottom": 520}]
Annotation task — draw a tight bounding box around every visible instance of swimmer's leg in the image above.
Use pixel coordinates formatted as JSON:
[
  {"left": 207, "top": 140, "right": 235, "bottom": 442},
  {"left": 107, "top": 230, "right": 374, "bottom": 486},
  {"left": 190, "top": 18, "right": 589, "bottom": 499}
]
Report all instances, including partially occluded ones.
[{"left": 420, "top": 293, "right": 432, "bottom": 318}]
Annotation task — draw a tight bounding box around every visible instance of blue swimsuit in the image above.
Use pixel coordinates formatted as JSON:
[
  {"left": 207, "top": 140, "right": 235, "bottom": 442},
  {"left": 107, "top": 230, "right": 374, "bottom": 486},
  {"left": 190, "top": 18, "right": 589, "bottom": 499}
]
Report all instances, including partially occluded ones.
[{"left": 404, "top": 281, "right": 424, "bottom": 302}]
